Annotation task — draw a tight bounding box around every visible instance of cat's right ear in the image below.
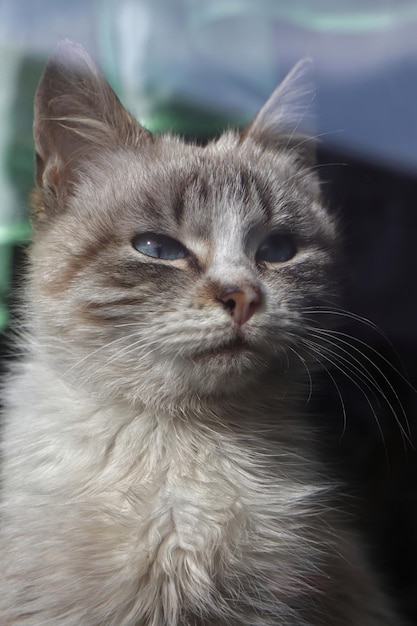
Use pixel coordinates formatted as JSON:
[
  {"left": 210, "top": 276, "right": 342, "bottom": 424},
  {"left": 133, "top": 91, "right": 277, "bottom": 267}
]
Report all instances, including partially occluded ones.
[{"left": 32, "top": 40, "right": 152, "bottom": 224}]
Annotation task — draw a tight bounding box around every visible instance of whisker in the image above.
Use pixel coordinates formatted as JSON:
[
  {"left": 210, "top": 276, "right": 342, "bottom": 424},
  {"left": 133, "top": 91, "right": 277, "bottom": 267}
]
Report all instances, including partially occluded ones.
[
  {"left": 284, "top": 344, "right": 313, "bottom": 404},
  {"left": 310, "top": 328, "right": 412, "bottom": 442},
  {"left": 291, "top": 340, "right": 348, "bottom": 441},
  {"left": 302, "top": 305, "right": 412, "bottom": 383},
  {"left": 63, "top": 330, "right": 147, "bottom": 377},
  {"left": 296, "top": 334, "right": 388, "bottom": 453},
  {"left": 82, "top": 336, "right": 162, "bottom": 382},
  {"left": 301, "top": 336, "right": 382, "bottom": 409},
  {"left": 282, "top": 163, "right": 348, "bottom": 187},
  {"left": 302, "top": 306, "right": 399, "bottom": 347},
  {"left": 316, "top": 326, "right": 415, "bottom": 395},
  {"left": 287, "top": 129, "right": 346, "bottom": 154}
]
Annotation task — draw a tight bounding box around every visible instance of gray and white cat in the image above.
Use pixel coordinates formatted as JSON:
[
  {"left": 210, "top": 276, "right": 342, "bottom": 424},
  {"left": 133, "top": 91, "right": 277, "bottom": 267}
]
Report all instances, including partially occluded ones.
[{"left": 0, "top": 41, "right": 402, "bottom": 625}]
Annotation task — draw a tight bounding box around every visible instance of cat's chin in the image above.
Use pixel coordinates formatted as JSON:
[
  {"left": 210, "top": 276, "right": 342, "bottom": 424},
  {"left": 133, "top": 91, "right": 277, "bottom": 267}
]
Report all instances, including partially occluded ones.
[
  {"left": 170, "top": 342, "right": 272, "bottom": 397},
  {"left": 189, "top": 334, "right": 255, "bottom": 361},
  {"left": 132, "top": 362, "right": 267, "bottom": 409},
  {"left": 111, "top": 341, "right": 272, "bottom": 408}
]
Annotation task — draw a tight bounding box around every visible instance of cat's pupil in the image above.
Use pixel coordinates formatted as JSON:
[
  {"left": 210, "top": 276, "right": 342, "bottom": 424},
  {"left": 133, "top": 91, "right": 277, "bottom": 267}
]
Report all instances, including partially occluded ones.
[
  {"left": 256, "top": 233, "right": 297, "bottom": 264},
  {"left": 132, "top": 233, "right": 188, "bottom": 260}
]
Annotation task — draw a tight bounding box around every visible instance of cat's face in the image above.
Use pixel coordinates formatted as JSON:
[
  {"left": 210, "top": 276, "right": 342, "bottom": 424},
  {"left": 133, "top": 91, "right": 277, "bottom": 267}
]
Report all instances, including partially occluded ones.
[{"left": 29, "top": 42, "right": 337, "bottom": 407}]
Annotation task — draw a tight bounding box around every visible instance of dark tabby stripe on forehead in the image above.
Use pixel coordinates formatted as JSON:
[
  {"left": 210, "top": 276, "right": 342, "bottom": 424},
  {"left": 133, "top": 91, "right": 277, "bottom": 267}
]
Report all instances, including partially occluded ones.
[
  {"left": 252, "top": 175, "right": 275, "bottom": 222},
  {"left": 239, "top": 167, "right": 274, "bottom": 222},
  {"left": 172, "top": 172, "right": 210, "bottom": 225},
  {"left": 163, "top": 164, "right": 273, "bottom": 228}
]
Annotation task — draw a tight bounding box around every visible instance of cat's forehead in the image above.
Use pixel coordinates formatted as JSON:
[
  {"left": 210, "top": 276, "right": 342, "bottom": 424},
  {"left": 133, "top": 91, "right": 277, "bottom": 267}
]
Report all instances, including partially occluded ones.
[{"left": 108, "top": 134, "right": 318, "bottom": 232}]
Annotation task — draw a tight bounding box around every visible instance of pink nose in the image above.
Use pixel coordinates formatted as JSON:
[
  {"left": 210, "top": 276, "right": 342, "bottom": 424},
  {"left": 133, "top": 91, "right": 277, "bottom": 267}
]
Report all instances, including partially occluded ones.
[{"left": 218, "top": 285, "right": 261, "bottom": 326}]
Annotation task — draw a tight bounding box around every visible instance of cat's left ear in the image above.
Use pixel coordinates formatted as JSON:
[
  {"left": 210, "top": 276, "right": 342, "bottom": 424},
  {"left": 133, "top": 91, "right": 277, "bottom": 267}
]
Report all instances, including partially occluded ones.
[{"left": 241, "top": 59, "right": 316, "bottom": 166}]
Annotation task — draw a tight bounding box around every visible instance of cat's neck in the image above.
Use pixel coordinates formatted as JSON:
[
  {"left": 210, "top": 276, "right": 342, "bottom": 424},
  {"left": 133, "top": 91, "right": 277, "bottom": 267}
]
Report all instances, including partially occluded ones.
[{"left": 4, "top": 355, "right": 319, "bottom": 512}]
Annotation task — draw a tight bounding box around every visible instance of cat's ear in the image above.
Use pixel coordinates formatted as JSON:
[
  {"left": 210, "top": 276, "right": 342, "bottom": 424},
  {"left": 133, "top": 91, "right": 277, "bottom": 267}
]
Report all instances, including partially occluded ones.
[
  {"left": 33, "top": 40, "right": 152, "bottom": 221},
  {"left": 240, "top": 59, "right": 316, "bottom": 165}
]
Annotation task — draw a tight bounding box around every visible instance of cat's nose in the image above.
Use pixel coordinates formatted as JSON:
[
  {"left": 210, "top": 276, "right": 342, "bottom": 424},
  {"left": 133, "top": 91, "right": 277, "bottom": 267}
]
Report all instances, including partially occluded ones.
[{"left": 218, "top": 285, "right": 262, "bottom": 326}]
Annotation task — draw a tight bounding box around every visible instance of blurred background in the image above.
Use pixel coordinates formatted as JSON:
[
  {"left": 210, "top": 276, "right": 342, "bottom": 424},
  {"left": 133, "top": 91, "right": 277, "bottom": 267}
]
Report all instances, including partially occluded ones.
[{"left": 1, "top": 0, "right": 417, "bottom": 621}]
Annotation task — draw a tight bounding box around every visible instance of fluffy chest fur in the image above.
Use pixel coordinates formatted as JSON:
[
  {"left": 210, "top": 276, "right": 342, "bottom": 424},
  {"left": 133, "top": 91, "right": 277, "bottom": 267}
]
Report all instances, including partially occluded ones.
[{"left": 2, "top": 362, "right": 331, "bottom": 626}]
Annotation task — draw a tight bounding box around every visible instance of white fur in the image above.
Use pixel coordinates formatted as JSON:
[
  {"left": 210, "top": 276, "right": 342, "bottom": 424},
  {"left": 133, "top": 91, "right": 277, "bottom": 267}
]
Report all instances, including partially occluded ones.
[{"left": 0, "top": 353, "right": 400, "bottom": 625}]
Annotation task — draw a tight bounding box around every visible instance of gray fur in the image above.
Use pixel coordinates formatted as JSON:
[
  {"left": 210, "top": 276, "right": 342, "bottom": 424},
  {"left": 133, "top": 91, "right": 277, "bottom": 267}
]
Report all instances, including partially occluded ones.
[{"left": 0, "top": 41, "right": 401, "bottom": 625}]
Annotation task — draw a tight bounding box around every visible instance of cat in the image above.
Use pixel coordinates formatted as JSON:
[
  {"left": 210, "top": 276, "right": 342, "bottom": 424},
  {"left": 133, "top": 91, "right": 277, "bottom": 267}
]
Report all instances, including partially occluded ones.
[{"left": 0, "top": 40, "right": 403, "bottom": 625}]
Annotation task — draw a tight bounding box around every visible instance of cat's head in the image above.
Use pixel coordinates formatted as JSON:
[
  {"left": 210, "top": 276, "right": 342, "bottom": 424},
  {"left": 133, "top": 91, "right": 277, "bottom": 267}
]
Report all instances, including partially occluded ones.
[{"left": 29, "top": 41, "right": 338, "bottom": 408}]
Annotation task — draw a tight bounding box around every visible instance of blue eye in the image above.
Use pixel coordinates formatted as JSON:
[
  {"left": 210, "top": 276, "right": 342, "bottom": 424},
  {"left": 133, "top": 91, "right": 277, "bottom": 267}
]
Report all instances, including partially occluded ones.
[
  {"left": 132, "top": 233, "right": 188, "bottom": 260},
  {"left": 256, "top": 233, "right": 297, "bottom": 264}
]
